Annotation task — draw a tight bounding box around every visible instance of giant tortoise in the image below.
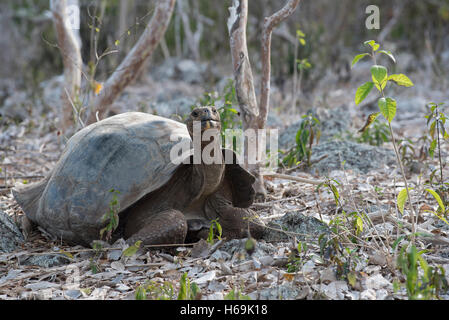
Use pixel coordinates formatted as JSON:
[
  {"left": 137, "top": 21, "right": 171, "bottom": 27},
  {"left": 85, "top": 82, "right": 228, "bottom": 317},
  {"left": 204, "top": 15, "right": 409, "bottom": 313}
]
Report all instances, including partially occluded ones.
[{"left": 13, "top": 106, "right": 264, "bottom": 247}]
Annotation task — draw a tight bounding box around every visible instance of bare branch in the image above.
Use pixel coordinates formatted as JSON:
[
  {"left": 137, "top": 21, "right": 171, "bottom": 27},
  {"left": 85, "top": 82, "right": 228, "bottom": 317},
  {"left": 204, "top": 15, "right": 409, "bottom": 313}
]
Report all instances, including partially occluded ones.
[
  {"left": 258, "top": 0, "right": 301, "bottom": 128},
  {"left": 88, "top": 0, "right": 176, "bottom": 124}
]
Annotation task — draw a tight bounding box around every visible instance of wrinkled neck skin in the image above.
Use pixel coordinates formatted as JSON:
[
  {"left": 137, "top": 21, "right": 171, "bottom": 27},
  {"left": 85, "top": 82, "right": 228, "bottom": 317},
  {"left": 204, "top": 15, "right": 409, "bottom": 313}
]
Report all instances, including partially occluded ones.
[{"left": 192, "top": 130, "right": 225, "bottom": 196}]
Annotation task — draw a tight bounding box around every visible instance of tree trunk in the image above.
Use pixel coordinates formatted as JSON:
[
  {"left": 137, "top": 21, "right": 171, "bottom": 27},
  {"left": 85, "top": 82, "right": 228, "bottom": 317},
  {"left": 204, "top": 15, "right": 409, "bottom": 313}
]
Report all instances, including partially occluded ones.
[
  {"left": 227, "top": 0, "right": 300, "bottom": 197},
  {"left": 50, "top": 0, "right": 82, "bottom": 132}
]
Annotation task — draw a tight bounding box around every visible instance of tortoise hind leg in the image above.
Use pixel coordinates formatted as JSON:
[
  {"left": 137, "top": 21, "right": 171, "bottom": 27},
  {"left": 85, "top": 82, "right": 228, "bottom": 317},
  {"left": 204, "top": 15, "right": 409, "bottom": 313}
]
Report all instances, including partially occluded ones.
[{"left": 125, "top": 209, "right": 187, "bottom": 245}]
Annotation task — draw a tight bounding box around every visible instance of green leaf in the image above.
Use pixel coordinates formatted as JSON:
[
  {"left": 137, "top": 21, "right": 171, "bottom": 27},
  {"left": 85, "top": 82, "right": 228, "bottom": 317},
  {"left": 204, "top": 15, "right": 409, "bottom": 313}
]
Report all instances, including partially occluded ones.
[
  {"left": 296, "top": 29, "right": 305, "bottom": 38},
  {"left": 299, "top": 38, "right": 306, "bottom": 46},
  {"left": 351, "top": 53, "right": 369, "bottom": 68},
  {"left": 364, "top": 40, "right": 380, "bottom": 51},
  {"left": 371, "top": 65, "right": 388, "bottom": 89},
  {"left": 358, "top": 112, "right": 380, "bottom": 132},
  {"left": 397, "top": 188, "right": 409, "bottom": 214},
  {"left": 429, "top": 120, "right": 436, "bottom": 139},
  {"left": 378, "top": 97, "right": 396, "bottom": 122},
  {"left": 355, "top": 81, "right": 374, "bottom": 105},
  {"left": 122, "top": 240, "right": 142, "bottom": 257},
  {"left": 388, "top": 74, "right": 414, "bottom": 87},
  {"left": 378, "top": 50, "right": 396, "bottom": 63},
  {"left": 429, "top": 139, "right": 437, "bottom": 158},
  {"left": 114, "top": 40, "right": 120, "bottom": 46},
  {"left": 425, "top": 189, "right": 445, "bottom": 213},
  {"left": 135, "top": 286, "right": 147, "bottom": 300},
  {"left": 356, "top": 216, "right": 364, "bottom": 234},
  {"left": 347, "top": 272, "right": 357, "bottom": 287},
  {"left": 245, "top": 237, "right": 257, "bottom": 255}
]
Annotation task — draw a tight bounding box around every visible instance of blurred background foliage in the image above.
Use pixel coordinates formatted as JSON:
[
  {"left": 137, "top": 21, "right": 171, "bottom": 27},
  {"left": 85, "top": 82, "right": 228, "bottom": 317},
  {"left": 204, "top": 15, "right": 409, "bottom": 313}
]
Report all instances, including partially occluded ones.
[{"left": 0, "top": 0, "right": 448, "bottom": 96}]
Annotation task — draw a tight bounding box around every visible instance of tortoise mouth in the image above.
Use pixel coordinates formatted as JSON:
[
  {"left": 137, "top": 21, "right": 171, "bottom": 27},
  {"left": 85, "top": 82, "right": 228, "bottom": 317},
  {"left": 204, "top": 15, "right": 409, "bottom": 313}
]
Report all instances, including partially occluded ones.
[{"left": 200, "top": 119, "right": 220, "bottom": 130}]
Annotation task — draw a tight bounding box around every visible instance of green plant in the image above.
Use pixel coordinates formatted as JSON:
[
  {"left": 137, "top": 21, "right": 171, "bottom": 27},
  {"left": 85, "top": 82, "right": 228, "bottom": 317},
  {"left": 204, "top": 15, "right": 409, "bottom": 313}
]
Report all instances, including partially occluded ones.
[
  {"left": 195, "top": 79, "right": 241, "bottom": 133},
  {"left": 291, "top": 27, "right": 312, "bottom": 111},
  {"left": 177, "top": 272, "right": 201, "bottom": 300},
  {"left": 316, "top": 179, "right": 365, "bottom": 280},
  {"left": 99, "top": 188, "right": 120, "bottom": 241},
  {"left": 396, "top": 244, "right": 448, "bottom": 299},
  {"left": 352, "top": 40, "right": 417, "bottom": 241},
  {"left": 206, "top": 219, "right": 222, "bottom": 245},
  {"left": 135, "top": 281, "right": 176, "bottom": 300},
  {"left": 89, "top": 240, "right": 104, "bottom": 274},
  {"left": 135, "top": 273, "right": 201, "bottom": 300},
  {"left": 286, "top": 241, "right": 308, "bottom": 273},
  {"left": 282, "top": 113, "right": 321, "bottom": 167},
  {"left": 224, "top": 287, "right": 251, "bottom": 300},
  {"left": 425, "top": 102, "right": 449, "bottom": 205},
  {"left": 423, "top": 188, "right": 449, "bottom": 225},
  {"left": 357, "top": 117, "right": 390, "bottom": 146}
]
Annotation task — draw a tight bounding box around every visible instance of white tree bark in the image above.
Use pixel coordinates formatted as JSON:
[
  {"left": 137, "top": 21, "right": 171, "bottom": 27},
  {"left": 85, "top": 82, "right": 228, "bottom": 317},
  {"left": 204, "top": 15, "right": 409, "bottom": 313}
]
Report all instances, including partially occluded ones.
[
  {"left": 228, "top": 0, "right": 300, "bottom": 196},
  {"left": 50, "top": 0, "right": 82, "bottom": 131}
]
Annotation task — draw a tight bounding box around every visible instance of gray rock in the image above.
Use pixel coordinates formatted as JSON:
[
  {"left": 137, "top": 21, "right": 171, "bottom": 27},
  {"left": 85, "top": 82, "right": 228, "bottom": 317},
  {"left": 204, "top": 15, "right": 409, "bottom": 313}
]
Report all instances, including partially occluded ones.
[
  {"left": 262, "top": 211, "right": 330, "bottom": 243},
  {"left": 279, "top": 105, "right": 352, "bottom": 150},
  {"left": 19, "top": 254, "right": 71, "bottom": 268},
  {"left": 309, "top": 140, "right": 395, "bottom": 175},
  {"left": 258, "top": 283, "right": 302, "bottom": 300},
  {"left": 64, "top": 289, "right": 82, "bottom": 299},
  {"left": 151, "top": 58, "right": 207, "bottom": 84},
  {"left": 149, "top": 97, "right": 195, "bottom": 119},
  {"left": 0, "top": 92, "right": 30, "bottom": 121},
  {"left": 220, "top": 238, "right": 277, "bottom": 261},
  {"left": 0, "top": 210, "right": 24, "bottom": 253}
]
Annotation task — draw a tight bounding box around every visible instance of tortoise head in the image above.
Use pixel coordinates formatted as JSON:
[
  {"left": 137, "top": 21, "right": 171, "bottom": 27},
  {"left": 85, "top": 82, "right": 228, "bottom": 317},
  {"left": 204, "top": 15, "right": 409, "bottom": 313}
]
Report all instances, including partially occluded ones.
[{"left": 186, "top": 106, "right": 221, "bottom": 138}]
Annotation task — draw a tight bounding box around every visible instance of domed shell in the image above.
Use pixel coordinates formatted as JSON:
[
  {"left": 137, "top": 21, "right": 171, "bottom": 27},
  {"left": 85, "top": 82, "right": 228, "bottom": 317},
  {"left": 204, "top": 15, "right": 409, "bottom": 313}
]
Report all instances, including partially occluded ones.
[{"left": 13, "top": 112, "right": 192, "bottom": 245}]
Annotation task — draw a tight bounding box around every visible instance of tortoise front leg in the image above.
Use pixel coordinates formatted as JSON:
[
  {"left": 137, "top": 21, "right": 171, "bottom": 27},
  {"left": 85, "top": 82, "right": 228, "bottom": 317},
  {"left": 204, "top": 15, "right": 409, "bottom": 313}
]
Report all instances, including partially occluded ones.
[
  {"left": 125, "top": 209, "right": 187, "bottom": 245},
  {"left": 204, "top": 194, "right": 265, "bottom": 240}
]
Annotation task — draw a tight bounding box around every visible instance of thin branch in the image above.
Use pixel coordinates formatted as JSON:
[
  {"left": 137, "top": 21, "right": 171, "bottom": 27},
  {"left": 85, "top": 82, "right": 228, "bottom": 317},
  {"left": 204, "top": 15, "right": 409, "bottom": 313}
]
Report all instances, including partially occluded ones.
[
  {"left": 263, "top": 172, "right": 324, "bottom": 185},
  {"left": 88, "top": 0, "right": 176, "bottom": 124}
]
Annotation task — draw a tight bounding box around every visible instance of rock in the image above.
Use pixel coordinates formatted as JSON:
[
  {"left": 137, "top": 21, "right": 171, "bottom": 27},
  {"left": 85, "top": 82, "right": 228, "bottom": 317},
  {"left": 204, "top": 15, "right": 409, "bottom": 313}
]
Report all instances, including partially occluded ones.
[
  {"left": 309, "top": 140, "right": 396, "bottom": 175},
  {"left": 320, "top": 267, "right": 337, "bottom": 283},
  {"left": 0, "top": 92, "right": 30, "bottom": 121},
  {"left": 320, "top": 281, "right": 348, "bottom": 300},
  {"left": 205, "top": 292, "right": 224, "bottom": 300},
  {"left": 0, "top": 210, "right": 24, "bottom": 253},
  {"left": 192, "top": 271, "right": 216, "bottom": 285},
  {"left": 151, "top": 58, "right": 207, "bottom": 84},
  {"left": 19, "top": 254, "right": 71, "bottom": 268},
  {"left": 149, "top": 97, "right": 195, "bottom": 119},
  {"left": 262, "top": 211, "right": 330, "bottom": 242},
  {"left": 258, "top": 283, "right": 302, "bottom": 300},
  {"left": 278, "top": 105, "right": 352, "bottom": 150},
  {"left": 360, "top": 289, "right": 377, "bottom": 300},
  {"left": 191, "top": 239, "right": 211, "bottom": 258},
  {"left": 365, "top": 273, "right": 392, "bottom": 290},
  {"left": 220, "top": 239, "right": 277, "bottom": 261},
  {"left": 24, "top": 281, "right": 60, "bottom": 291},
  {"left": 64, "top": 289, "right": 82, "bottom": 299},
  {"left": 278, "top": 104, "right": 396, "bottom": 175}
]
